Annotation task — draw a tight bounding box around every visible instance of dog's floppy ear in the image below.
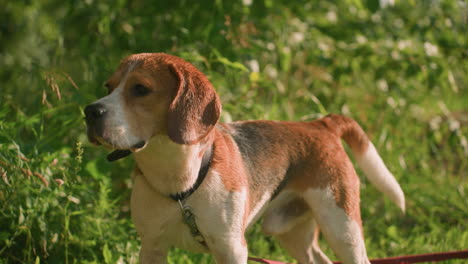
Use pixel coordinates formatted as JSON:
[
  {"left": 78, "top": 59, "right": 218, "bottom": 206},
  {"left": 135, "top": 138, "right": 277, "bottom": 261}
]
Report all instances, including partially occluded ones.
[{"left": 167, "top": 60, "right": 221, "bottom": 144}]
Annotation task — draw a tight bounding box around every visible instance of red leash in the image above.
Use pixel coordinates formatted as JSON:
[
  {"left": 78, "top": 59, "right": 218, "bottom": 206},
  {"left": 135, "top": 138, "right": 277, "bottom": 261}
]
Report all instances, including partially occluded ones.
[
  {"left": 248, "top": 257, "right": 289, "bottom": 264},
  {"left": 248, "top": 249, "right": 468, "bottom": 264}
]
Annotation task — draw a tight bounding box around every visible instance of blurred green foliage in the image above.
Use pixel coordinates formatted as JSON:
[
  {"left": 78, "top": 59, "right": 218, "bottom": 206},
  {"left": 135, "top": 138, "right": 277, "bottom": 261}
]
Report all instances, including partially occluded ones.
[{"left": 0, "top": 0, "right": 467, "bottom": 263}]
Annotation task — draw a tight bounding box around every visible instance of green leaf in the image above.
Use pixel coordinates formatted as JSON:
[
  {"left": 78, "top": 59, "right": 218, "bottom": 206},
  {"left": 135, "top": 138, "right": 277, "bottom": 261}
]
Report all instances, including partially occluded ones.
[
  {"left": 216, "top": 57, "right": 249, "bottom": 72},
  {"left": 103, "top": 243, "right": 112, "bottom": 264}
]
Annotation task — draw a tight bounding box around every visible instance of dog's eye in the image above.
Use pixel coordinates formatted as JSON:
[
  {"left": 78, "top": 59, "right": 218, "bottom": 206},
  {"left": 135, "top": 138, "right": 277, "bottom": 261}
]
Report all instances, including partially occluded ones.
[{"left": 132, "top": 84, "right": 151, "bottom": 97}]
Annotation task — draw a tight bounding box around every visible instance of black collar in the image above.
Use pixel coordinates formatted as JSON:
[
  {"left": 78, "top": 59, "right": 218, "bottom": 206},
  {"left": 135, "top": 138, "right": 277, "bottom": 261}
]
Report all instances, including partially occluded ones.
[{"left": 169, "top": 145, "right": 213, "bottom": 202}]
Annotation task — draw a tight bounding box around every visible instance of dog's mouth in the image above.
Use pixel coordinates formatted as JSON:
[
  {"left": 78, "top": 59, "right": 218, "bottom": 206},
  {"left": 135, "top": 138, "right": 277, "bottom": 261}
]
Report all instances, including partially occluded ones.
[
  {"left": 106, "top": 141, "right": 147, "bottom": 162},
  {"left": 88, "top": 133, "right": 147, "bottom": 162}
]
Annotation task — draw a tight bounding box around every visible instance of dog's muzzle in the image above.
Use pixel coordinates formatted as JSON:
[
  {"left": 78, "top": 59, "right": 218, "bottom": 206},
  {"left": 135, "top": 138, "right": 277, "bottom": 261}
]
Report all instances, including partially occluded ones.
[{"left": 84, "top": 103, "right": 146, "bottom": 161}]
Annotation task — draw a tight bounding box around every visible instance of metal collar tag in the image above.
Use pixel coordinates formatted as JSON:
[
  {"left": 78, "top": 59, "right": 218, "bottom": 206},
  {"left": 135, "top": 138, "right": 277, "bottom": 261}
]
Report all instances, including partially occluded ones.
[{"left": 178, "top": 200, "right": 206, "bottom": 245}]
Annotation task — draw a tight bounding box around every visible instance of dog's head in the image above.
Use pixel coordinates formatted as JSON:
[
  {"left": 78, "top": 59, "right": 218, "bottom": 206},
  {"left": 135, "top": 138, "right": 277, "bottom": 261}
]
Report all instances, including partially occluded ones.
[{"left": 84, "top": 53, "right": 221, "bottom": 154}]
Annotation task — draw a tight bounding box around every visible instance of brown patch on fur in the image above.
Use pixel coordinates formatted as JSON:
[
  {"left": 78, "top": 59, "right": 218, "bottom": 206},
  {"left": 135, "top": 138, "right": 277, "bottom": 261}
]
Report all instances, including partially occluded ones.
[
  {"left": 165, "top": 55, "right": 221, "bottom": 145},
  {"left": 323, "top": 114, "right": 370, "bottom": 155},
  {"left": 211, "top": 126, "right": 248, "bottom": 192},
  {"left": 225, "top": 116, "right": 369, "bottom": 226},
  {"left": 228, "top": 121, "right": 305, "bottom": 218}
]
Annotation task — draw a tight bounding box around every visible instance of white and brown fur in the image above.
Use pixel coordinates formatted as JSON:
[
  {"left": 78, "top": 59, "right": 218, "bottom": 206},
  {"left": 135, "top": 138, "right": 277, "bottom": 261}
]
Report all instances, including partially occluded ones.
[{"left": 84, "top": 53, "right": 405, "bottom": 264}]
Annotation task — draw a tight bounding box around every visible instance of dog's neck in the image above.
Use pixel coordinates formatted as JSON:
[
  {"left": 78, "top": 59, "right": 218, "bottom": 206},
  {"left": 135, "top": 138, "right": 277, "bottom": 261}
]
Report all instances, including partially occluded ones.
[{"left": 133, "top": 134, "right": 212, "bottom": 196}]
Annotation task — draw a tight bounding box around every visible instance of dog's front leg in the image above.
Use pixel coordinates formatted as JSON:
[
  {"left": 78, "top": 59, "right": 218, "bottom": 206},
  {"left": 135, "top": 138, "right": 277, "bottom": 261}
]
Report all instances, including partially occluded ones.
[
  {"left": 209, "top": 236, "right": 248, "bottom": 264},
  {"left": 139, "top": 243, "right": 168, "bottom": 264}
]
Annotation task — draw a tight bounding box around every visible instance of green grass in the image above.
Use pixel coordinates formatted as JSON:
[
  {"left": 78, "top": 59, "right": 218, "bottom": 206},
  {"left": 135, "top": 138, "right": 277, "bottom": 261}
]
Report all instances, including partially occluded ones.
[{"left": 1, "top": 0, "right": 467, "bottom": 263}]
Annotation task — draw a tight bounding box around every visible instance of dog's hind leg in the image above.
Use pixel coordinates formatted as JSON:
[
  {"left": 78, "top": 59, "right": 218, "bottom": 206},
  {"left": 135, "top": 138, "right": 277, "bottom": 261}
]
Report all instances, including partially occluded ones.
[
  {"left": 276, "top": 217, "right": 332, "bottom": 264},
  {"left": 303, "top": 187, "right": 370, "bottom": 264},
  {"left": 262, "top": 195, "right": 332, "bottom": 264}
]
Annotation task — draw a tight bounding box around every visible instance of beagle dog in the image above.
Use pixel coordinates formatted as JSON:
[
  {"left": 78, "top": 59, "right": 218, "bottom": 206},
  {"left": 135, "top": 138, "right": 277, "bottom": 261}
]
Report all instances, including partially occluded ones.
[{"left": 84, "top": 53, "right": 405, "bottom": 264}]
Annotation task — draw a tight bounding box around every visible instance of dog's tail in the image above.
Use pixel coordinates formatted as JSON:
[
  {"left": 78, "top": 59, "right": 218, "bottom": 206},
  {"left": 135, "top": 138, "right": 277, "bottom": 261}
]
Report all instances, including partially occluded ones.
[{"left": 324, "top": 114, "right": 405, "bottom": 212}]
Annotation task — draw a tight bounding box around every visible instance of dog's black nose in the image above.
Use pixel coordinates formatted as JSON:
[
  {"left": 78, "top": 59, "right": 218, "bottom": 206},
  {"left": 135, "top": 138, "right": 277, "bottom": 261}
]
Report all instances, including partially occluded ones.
[{"left": 84, "top": 103, "right": 107, "bottom": 122}]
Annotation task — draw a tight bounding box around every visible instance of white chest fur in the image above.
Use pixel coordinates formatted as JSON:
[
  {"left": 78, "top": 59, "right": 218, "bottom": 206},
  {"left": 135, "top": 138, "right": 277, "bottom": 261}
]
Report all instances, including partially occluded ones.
[
  {"left": 131, "top": 135, "right": 211, "bottom": 252},
  {"left": 130, "top": 169, "right": 209, "bottom": 253},
  {"left": 133, "top": 135, "right": 204, "bottom": 195}
]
